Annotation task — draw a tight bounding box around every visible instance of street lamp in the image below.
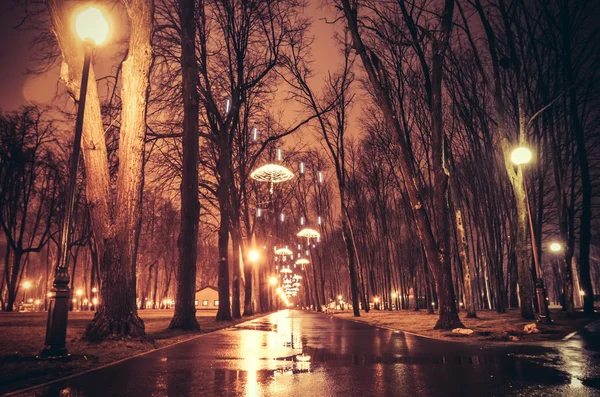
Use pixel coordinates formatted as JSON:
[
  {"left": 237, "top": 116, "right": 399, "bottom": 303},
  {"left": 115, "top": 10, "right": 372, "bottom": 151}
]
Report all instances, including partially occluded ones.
[
  {"left": 510, "top": 147, "right": 532, "bottom": 165},
  {"left": 40, "top": 6, "right": 110, "bottom": 361},
  {"left": 269, "top": 276, "right": 278, "bottom": 286},
  {"left": 511, "top": 146, "right": 551, "bottom": 323},
  {"left": 22, "top": 281, "right": 32, "bottom": 304},
  {"left": 248, "top": 249, "right": 260, "bottom": 263},
  {"left": 549, "top": 242, "right": 562, "bottom": 252}
]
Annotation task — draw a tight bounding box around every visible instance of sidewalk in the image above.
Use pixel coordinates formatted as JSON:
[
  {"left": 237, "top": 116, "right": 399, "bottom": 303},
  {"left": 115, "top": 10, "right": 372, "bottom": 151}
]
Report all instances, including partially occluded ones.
[{"left": 327, "top": 308, "right": 599, "bottom": 344}]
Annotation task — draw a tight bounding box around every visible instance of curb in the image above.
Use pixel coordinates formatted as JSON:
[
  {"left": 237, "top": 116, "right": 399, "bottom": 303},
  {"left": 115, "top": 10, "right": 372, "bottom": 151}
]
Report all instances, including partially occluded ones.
[
  {"left": 2, "top": 313, "right": 270, "bottom": 397},
  {"left": 320, "top": 311, "right": 466, "bottom": 343}
]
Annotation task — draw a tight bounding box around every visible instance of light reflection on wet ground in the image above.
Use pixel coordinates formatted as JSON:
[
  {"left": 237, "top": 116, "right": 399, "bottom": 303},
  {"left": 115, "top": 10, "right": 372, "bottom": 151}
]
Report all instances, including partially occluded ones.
[{"left": 12, "top": 310, "right": 600, "bottom": 397}]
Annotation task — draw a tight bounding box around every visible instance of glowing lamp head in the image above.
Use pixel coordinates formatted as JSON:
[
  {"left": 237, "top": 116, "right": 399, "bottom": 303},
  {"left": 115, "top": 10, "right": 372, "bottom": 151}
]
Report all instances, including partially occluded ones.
[
  {"left": 22, "top": 281, "right": 32, "bottom": 290},
  {"left": 374, "top": 297, "right": 380, "bottom": 303},
  {"left": 75, "top": 7, "right": 109, "bottom": 45},
  {"left": 76, "top": 289, "right": 83, "bottom": 296},
  {"left": 248, "top": 249, "right": 260, "bottom": 263},
  {"left": 269, "top": 276, "right": 278, "bottom": 286},
  {"left": 549, "top": 242, "right": 562, "bottom": 252},
  {"left": 511, "top": 147, "right": 532, "bottom": 165}
]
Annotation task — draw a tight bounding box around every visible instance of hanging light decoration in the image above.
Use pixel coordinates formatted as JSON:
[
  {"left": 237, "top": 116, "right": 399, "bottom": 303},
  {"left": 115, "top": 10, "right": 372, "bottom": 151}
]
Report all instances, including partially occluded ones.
[
  {"left": 280, "top": 267, "right": 293, "bottom": 274},
  {"left": 253, "top": 127, "right": 258, "bottom": 141},
  {"left": 300, "top": 162, "right": 305, "bottom": 174},
  {"left": 275, "top": 247, "right": 293, "bottom": 256},
  {"left": 295, "top": 258, "right": 310, "bottom": 266},
  {"left": 297, "top": 228, "right": 320, "bottom": 243},
  {"left": 250, "top": 164, "right": 294, "bottom": 193}
]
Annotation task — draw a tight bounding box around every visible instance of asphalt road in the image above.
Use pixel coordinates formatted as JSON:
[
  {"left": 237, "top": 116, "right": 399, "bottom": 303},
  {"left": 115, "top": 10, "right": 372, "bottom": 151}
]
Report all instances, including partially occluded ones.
[{"left": 10, "top": 310, "right": 600, "bottom": 397}]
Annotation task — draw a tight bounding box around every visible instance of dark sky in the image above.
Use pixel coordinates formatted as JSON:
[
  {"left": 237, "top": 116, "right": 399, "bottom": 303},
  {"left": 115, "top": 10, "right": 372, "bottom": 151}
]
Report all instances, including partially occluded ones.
[{"left": 0, "top": 1, "right": 342, "bottom": 112}]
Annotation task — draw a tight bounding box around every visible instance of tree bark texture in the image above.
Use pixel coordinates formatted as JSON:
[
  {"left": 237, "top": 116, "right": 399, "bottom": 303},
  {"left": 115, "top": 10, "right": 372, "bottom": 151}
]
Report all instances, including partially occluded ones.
[{"left": 170, "top": 0, "right": 201, "bottom": 331}]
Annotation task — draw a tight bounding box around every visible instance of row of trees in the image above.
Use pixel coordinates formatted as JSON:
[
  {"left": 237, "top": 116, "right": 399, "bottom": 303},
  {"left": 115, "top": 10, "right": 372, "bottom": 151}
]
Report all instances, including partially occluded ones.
[{"left": 1, "top": 0, "right": 598, "bottom": 341}]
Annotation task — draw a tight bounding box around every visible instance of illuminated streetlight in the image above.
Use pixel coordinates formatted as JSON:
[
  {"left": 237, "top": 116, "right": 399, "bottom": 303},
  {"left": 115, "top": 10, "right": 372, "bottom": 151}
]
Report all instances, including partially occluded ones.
[
  {"left": 41, "top": 6, "right": 110, "bottom": 361},
  {"left": 22, "top": 281, "right": 32, "bottom": 303},
  {"left": 511, "top": 147, "right": 532, "bottom": 165},
  {"left": 269, "top": 277, "right": 278, "bottom": 286},
  {"left": 549, "top": 242, "right": 562, "bottom": 252},
  {"left": 248, "top": 249, "right": 260, "bottom": 263},
  {"left": 75, "top": 7, "right": 110, "bottom": 45}
]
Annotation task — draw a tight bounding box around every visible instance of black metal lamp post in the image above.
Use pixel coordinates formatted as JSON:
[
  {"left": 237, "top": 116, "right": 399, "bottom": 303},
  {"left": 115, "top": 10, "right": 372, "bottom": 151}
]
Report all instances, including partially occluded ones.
[{"left": 39, "top": 6, "right": 109, "bottom": 360}]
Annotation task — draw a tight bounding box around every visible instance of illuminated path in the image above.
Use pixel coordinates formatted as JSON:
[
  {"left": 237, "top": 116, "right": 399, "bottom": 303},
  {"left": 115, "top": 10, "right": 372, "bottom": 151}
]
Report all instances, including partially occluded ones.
[{"left": 13, "top": 310, "right": 600, "bottom": 396}]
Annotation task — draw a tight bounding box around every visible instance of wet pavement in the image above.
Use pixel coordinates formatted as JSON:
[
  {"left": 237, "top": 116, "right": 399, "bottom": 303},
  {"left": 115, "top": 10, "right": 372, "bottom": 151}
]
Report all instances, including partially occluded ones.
[{"left": 10, "top": 310, "right": 600, "bottom": 397}]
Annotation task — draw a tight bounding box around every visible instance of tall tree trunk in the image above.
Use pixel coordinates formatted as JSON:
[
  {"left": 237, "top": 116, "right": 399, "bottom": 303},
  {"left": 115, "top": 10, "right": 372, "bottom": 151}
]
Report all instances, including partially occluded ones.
[
  {"left": 241, "top": 233, "right": 254, "bottom": 316},
  {"left": 84, "top": 0, "right": 154, "bottom": 340},
  {"left": 448, "top": 177, "right": 476, "bottom": 317},
  {"left": 561, "top": 1, "right": 594, "bottom": 314},
  {"left": 5, "top": 250, "right": 22, "bottom": 312},
  {"left": 170, "top": 0, "right": 201, "bottom": 331},
  {"left": 231, "top": 229, "right": 242, "bottom": 319},
  {"left": 341, "top": 208, "right": 361, "bottom": 316},
  {"left": 216, "top": 138, "right": 232, "bottom": 321}
]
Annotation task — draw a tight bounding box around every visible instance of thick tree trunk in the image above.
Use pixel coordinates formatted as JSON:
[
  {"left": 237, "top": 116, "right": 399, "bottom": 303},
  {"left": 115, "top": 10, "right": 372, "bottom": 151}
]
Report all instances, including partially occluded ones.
[
  {"left": 85, "top": 237, "right": 145, "bottom": 341},
  {"left": 5, "top": 250, "right": 22, "bottom": 312},
  {"left": 169, "top": 0, "right": 201, "bottom": 331},
  {"left": 84, "top": 0, "right": 154, "bottom": 340}
]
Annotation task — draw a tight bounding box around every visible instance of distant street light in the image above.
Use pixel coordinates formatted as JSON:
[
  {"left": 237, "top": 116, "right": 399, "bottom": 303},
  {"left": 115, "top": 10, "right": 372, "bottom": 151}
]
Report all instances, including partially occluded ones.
[
  {"left": 269, "top": 277, "right": 278, "bottom": 286},
  {"left": 510, "top": 147, "right": 532, "bottom": 165},
  {"left": 41, "top": 6, "right": 110, "bottom": 361},
  {"left": 22, "top": 281, "right": 32, "bottom": 304},
  {"left": 248, "top": 249, "right": 260, "bottom": 263},
  {"left": 549, "top": 242, "right": 562, "bottom": 252}
]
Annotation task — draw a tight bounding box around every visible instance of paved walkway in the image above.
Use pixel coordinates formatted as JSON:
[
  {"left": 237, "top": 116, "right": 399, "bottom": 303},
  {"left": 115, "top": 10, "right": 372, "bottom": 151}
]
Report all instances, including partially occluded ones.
[{"left": 10, "top": 310, "right": 600, "bottom": 396}]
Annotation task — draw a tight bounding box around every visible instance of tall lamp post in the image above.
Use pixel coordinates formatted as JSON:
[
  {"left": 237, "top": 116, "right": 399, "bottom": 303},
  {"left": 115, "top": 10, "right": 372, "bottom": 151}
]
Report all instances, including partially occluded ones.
[
  {"left": 22, "top": 281, "right": 32, "bottom": 305},
  {"left": 511, "top": 147, "right": 552, "bottom": 323},
  {"left": 40, "top": 7, "right": 109, "bottom": 360}
]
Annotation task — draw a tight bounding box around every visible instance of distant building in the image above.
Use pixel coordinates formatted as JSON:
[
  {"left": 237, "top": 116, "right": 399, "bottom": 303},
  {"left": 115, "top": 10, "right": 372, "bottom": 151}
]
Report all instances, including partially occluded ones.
[{"left": 195, "top": 286, "right": 219, "bottom": 309}]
